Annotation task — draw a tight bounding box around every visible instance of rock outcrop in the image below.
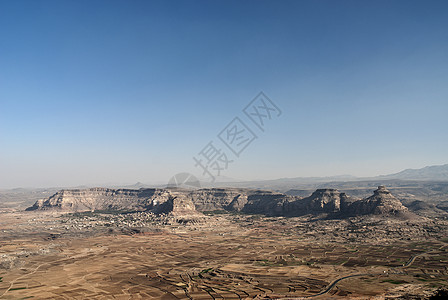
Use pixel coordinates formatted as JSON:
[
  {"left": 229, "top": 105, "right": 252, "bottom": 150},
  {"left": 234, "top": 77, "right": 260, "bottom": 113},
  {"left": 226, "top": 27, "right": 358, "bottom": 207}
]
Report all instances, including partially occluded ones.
[
  {"left": 187, "top": 188, "right": 251, "bottom": 211},
  {"left": 241, "top": 190, "right": 297, "bottom": 216},
  {"left": 26, "top": 188, "right": 169, "bottom": 212},
  {"left": 27, "top": 186, "right": 410, "bottom": 218},
  {"left": 301, "top": 189, "right": 352, "bottom": 214},
  {"left": 346, "top": 186, "right": 409, "bottom": 216},
  {"left": 155, "top": 190, "right": 201, "bottom": 217},
  {"left": 403, "top": 200, "right": 448, "bottom": 217},
  {"left": 26, "top": 187, "right": 301, "bottom": 216}
]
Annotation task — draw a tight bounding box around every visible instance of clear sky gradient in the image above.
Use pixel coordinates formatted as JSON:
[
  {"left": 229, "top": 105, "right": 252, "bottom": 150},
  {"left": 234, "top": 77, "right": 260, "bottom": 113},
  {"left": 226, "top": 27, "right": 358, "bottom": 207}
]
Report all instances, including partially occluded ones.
[{"left": 1, "top": 0, "right": 447, "bottom": 188}]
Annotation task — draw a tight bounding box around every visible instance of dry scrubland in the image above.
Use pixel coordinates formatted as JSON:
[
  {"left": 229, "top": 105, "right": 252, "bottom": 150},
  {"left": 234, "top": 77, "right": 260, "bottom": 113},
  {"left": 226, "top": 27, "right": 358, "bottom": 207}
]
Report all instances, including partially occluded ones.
[{"left": 1, "top": 210, "right": 448, "bottom": 299}]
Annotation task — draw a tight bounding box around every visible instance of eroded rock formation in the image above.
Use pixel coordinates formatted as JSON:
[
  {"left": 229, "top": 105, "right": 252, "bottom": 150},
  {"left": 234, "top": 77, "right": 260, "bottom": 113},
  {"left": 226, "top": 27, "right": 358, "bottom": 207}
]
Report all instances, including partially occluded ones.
[
  {"left": 27, "top": 186, "right": 410, "bottom": 218},
  {"left": 346, "top": 186, "right": 409, "bottom": 216}
]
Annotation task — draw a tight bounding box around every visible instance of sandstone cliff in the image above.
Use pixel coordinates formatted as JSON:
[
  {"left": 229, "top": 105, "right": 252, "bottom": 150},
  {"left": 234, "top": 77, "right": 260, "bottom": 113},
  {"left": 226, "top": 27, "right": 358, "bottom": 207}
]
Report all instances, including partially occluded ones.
[
  {"left": 25, "top": 188, "right": 199, "bottom": 217},
  {"left": 27, "top": 186, "right": 409, "bottom": 218},
  {"left": 26, "top": 188, "right": 168, "bottom": 212},
  {"left": 301, "top": 189, "right": 353, "bottom": 214},
  {"left": 346, "top": 186, "right": 409, "bottom": 216}
]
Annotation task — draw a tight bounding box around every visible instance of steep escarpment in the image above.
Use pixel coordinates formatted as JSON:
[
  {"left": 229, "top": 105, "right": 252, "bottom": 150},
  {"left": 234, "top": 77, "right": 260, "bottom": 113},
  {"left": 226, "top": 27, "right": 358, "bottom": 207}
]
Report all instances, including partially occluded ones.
[
  {"left": 241, "top": 190, "right": 296, "bottom": 216},
  {"left": 154, "top": 190, "right": 201, "bottom": 217},
  {"left": 25, "top": 188, "right": 199, "bottom": 217},
  {"left": 186, "top": 188, "right": 251, "bottom": 211},
  {"left": 27, "top": 186, "right": 410, "bottom": 218},
  {"left": 346, "top": 186, "right": 409, "bottom": 216},
  {"left": 26, "top": 187, "right": 301, "bottom": 216},
  {"left": 26, "top": 188, "right": 169, "bottom": 212},
  {"left": 301, "top": 189, "right": 353, "bottom": 214}
]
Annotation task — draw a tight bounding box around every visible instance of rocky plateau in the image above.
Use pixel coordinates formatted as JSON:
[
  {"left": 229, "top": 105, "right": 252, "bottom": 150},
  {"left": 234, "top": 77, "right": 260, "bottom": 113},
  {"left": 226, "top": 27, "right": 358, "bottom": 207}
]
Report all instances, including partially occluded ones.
[{"left": 27, "top": 186, "right": 421, "bottom": 219}]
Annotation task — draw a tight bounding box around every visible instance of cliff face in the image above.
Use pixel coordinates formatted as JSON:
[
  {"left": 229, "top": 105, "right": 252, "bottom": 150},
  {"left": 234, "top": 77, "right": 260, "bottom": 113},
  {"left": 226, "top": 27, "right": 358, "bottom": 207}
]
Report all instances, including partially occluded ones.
[
  {"left": 186, "top": 188, "right": 251, "bottom": 212},
  {"left": 346, "top": 186, "right": 408, "bottom": 216},
  {"left": 26, "top": 187, "right": 298, "bottom": 216},
  {"left": 27, "top": 186, "right": 409, "bottom": 218},
  {"left": 301, "top": 189, "right": 352, "bottom": 214},
  {"left": 152, "top": 191, "right": 200, "bottom": 217},
  {"left": 26, "top": 188, "right": 169, "bottom": 212},
  {"left": 242, "top": 191, "right": 296, "bottom": 216}
]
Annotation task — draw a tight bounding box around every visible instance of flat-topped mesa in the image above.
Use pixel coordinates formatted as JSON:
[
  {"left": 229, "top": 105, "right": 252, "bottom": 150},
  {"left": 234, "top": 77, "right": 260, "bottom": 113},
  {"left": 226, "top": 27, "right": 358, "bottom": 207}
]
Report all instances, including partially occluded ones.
[
  {"left": 26, "top": 187, "right": 299, "bottom": 217},
  {"left": 26, "top": 188, "right": 172, "bottom": 213},
  {"left": 25, "top": 187, "right": 283, "bottom": 214},
  {"left": 241, "top": 190, "right": 296, "bottom": 216},
  {"left": 187, "top": 188, "right": 251, "bottom": 212},
  {"left": 304, "top": 189, "right": 351, "bottom": 213},
  {"left": 347, "top": 186, "right": 408, "bottom": 216},
  {"left": 26, "top": 186, "right": 412, "bottom": 219},
  {"left": 154, "top": 191, "right": 201, "bottom": 218}
]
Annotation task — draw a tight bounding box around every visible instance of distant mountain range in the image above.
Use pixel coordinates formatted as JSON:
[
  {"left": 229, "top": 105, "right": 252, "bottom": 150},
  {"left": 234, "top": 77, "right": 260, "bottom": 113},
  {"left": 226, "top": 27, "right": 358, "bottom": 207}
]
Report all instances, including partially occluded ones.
[
  {"left": 377, "top": 164, "right": 448, "bottom": 181},
  {"left": 197, "top": 164, "right": 448, "bottom": 190},
  {"left": 3, "top": 164, "right": 448, "bottom": 211},
  {"left": 108, "top": 164, "right": 448, "bottom": 192},
  {"left": 279, "top": 164, "right": 448, "bottom": 182},
  {"left": 2, "top": 164, "right": 447, "bottom": 193}
]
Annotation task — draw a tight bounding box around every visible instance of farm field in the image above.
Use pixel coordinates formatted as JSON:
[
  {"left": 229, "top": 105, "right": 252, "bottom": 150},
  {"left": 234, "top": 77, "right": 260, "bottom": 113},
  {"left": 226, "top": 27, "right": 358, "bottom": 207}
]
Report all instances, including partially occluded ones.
[{"left": 1, "top": 211, "right": 447, "bottom": 299}]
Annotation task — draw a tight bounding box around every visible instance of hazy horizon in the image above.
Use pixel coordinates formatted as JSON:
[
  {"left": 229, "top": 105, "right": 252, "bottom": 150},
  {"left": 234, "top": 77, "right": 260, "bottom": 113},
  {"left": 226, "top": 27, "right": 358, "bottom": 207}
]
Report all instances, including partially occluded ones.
[
  {"left": 2, "top": 163, "right": 448, "bottom": 190},
  {"left": 1, "top": 0, "right": 448, "bottom": 189}
]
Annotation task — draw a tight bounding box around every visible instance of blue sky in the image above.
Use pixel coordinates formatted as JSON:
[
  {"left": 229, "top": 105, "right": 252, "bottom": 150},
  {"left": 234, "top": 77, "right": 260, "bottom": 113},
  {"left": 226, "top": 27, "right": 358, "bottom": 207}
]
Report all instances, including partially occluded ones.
[{"left": 1, "top": 0, "right": 447, "bottom": 188}]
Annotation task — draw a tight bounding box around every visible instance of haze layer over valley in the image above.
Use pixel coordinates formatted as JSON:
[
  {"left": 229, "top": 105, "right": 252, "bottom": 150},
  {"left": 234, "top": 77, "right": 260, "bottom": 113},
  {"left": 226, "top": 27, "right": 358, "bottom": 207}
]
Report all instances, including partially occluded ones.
[{"left": 2, "top": 169, "right": 448, "bottom": 299}]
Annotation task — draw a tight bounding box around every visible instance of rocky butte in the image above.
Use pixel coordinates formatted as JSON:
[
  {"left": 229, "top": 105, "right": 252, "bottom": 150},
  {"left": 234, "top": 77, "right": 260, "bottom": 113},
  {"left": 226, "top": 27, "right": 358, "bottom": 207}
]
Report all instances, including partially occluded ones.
[
  {"left": 27, "top": 186, "right": 411, "bottom": 218},
  {"left": 345, "top": 185, "right": 410, "bottom": 217}
]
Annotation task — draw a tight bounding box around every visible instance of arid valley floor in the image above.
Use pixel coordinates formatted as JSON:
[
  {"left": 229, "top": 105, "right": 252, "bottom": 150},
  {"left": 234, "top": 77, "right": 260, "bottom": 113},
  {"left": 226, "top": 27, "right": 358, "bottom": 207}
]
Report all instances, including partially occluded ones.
[{"left": 1, "top": 208, "right": 448, "bottom": 299}]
